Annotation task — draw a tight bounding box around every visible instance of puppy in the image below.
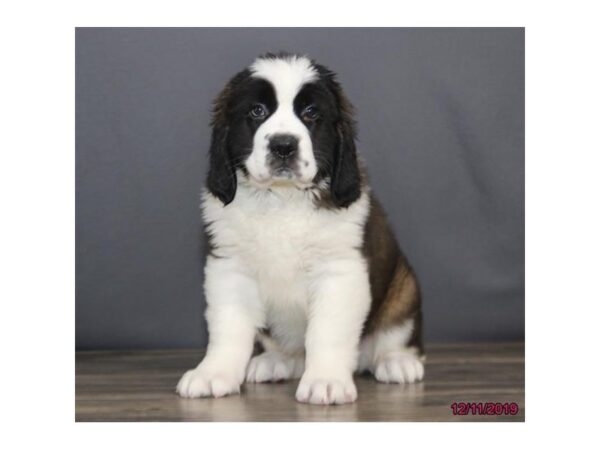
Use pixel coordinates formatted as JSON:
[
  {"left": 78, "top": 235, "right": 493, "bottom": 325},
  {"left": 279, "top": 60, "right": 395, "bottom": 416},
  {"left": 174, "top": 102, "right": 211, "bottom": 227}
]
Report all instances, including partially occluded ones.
[{"left": 176, "top": 53, "right": 424, "bottom": 405}]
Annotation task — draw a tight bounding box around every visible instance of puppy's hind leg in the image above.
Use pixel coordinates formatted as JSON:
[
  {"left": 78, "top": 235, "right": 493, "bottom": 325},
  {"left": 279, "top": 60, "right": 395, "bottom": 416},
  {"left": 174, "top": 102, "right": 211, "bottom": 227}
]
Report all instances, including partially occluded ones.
[
  {"left": 359, "top": 264, "right": 425, "bottom": 384},
  {"left": 246, "top": 351, "right": 305, "bottom": 383},
  {"left": 359, "top": 320, "right": 425, "bottom": 384},
  {"left": 246, "top": 332, "right": 305, "bottom": 383}
]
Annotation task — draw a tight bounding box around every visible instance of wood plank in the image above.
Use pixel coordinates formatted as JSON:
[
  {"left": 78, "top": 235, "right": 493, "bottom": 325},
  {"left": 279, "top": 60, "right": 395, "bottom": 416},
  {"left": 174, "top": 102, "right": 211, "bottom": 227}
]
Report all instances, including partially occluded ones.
[{"left": 75, "top": 342, "right": 524, "bottom": 422}]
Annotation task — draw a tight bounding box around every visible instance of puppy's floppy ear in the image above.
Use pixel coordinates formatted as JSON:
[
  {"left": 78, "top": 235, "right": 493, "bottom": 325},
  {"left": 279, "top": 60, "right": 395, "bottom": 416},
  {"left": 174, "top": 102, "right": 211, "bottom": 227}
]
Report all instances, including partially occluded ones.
[
  {"left": 206, "top": 124, "right": 236, "bottom": 205},
  {"left": 206, "top": 69, "right": 249, "bottom": 205},
  {"left": 328, "top": 77, "right": 362, "bottom": 207},
  {"left": 332, "top": 117, "right": 361, "bottom": 207}
]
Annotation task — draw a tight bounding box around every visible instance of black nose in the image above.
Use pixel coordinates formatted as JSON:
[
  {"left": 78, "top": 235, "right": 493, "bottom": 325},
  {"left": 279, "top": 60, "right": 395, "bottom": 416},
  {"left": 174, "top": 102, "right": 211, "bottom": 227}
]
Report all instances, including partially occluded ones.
[{"left": 268, "top": 134, "right": 298, "bottom": 159}]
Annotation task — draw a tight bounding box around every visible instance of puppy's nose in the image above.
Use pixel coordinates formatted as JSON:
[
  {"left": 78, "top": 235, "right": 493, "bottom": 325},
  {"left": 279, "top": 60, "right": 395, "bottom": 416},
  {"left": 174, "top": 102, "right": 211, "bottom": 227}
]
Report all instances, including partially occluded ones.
[{"left": 268, "top": 134, "right": 298, "bottom": 159}]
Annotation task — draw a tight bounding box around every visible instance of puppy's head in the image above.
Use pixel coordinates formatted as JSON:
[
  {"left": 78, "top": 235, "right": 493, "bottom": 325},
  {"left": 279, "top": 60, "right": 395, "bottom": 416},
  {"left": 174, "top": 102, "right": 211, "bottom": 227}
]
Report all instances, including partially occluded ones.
[{"left": 207, "top": 53, "right": 361, "bottom": 207}]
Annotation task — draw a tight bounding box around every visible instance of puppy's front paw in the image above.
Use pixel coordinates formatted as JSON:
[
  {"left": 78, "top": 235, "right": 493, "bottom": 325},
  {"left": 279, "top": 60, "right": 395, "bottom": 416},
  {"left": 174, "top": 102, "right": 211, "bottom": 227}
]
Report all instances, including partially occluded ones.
[
  {"left": 373, "top": 352, "right": 425, "bottom": 384},
  {"left": 176, "top": 366, "right": 241, "bottom": 398},
  {"left": 295, "top": 372, "right": 357, "bottom": 405}
]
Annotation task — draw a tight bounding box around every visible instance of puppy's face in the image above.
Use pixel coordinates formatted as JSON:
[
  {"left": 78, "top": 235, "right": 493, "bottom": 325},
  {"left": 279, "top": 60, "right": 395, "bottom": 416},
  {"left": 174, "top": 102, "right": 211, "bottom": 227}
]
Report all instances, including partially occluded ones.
[{"left": 207, "top": 54, "right": 360, "bottom": 207}]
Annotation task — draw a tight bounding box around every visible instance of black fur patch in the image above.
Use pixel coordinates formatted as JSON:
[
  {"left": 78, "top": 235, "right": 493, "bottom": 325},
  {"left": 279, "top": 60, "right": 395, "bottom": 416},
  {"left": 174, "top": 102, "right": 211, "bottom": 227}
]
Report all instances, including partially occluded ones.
[{"left": 207, "top": 72, "right": 277, "bottom": 205}]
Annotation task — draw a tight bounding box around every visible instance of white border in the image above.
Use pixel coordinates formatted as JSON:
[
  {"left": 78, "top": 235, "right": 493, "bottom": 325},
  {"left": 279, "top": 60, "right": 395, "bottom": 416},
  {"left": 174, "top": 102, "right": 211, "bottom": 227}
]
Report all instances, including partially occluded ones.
[{"left": 1, "top": 0, "right": 599, "bottom": 448}]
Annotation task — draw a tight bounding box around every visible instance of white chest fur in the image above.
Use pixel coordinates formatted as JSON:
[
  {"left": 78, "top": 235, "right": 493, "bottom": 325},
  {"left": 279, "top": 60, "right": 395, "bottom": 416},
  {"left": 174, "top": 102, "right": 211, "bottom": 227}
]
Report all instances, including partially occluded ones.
[{"left": 201, "top": 182, "right": 370, "bottom": 350}]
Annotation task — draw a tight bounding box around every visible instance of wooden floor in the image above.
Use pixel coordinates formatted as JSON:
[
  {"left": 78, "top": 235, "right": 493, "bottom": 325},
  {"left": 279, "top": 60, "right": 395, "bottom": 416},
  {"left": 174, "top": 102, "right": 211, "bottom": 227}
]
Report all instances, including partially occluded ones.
[{"left": 76, "top": 342, "right": 524, "bottom": 422}]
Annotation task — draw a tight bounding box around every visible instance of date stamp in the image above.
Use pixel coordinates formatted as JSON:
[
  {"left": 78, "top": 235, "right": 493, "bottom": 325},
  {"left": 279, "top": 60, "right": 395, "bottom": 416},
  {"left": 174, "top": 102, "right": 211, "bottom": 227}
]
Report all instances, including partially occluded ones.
[{"left": 451, "top": 402, "right": 519, "bottom": 416}]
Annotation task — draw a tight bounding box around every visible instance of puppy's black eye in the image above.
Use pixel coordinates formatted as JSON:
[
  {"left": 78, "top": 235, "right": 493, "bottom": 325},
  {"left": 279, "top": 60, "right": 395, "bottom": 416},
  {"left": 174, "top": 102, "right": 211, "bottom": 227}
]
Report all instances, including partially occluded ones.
[
  {"left": 302, "top": 105, "right": 319, "bottom": 121},
  {"left": 249, "top": 104, "right": 267, "bottom": 119}
]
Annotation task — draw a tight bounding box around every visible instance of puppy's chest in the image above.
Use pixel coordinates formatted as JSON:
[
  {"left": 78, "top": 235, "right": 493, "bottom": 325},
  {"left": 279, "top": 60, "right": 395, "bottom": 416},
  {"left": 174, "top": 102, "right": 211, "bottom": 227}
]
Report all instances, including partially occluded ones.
[
  {"left": 217, "top": 201, "right": 335, "bottom": 272},
  {"left": 204, "top": 189, "right": 366, "bottom": 281}
]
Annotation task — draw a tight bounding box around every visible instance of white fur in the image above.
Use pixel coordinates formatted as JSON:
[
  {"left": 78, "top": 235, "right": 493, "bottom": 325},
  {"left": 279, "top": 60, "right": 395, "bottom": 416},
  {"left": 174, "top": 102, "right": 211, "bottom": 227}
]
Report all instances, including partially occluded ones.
[
  {"left": 245, "top": 55, "right": 318, "bottom": 188},
  {"left": 176, "top": 255, "right": 261, "bottom": 398}
]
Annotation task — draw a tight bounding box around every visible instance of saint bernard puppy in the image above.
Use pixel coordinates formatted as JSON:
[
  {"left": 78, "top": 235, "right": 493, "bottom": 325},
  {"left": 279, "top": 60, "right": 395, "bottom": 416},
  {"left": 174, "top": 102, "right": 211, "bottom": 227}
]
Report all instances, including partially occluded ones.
[{"left": 176, "top": 53, "right": 424, "bottom": 405}]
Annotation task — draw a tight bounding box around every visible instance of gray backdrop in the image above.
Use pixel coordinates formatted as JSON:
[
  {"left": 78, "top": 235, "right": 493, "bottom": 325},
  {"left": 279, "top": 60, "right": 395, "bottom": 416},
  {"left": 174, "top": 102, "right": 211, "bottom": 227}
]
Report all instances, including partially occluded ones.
[{"left": 76, "top": 28, "right": 524, "bottom": 349}]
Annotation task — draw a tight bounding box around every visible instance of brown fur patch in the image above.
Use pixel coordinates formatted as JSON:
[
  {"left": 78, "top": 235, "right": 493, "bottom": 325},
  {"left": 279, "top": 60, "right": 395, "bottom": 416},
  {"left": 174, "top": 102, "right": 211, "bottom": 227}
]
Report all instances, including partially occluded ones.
[{"left": 361, "top": 195, "right": 424, "bottom": 354}]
